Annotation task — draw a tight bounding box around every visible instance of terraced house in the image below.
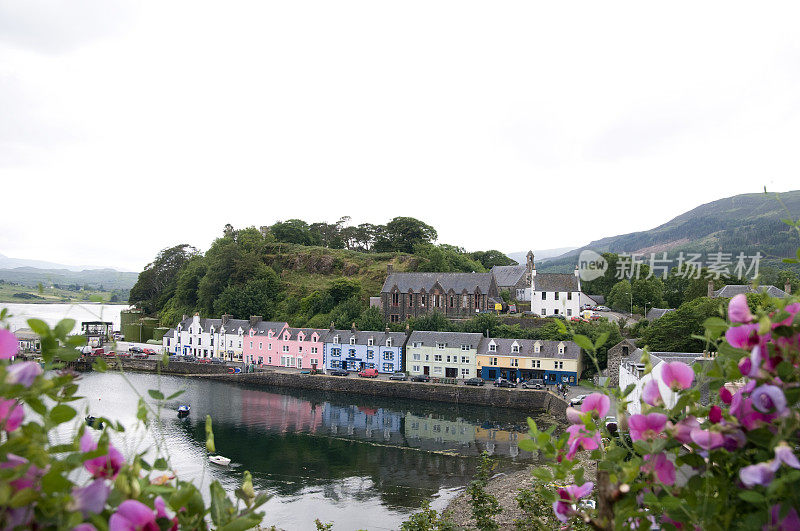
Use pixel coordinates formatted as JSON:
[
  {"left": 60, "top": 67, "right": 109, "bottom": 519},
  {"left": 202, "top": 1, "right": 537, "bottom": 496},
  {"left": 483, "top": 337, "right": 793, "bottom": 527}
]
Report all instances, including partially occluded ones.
[
  {"left": 380, "top": 266, "right": 502, "bottom": 322},
  {"left": 476, "top": 338, "right": 583, "bottom": 385},
  {"left": 242, "top": 325, "right": 324, "bottom": 370},
  {"left": 406, "top": 330, "right": 483, "bottom": 379},
  {"left": 322, "top": 326, "right": 407, "bottom": 374}
]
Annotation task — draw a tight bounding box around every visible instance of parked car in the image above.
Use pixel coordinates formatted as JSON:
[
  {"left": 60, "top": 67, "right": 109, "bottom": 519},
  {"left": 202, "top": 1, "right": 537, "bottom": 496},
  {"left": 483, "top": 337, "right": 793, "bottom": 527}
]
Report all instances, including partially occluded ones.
[
  {"left": 570, "top": 394, "right": 588, "bottom": 406},
  {"left": 328, "top": 369, "right": 349, "bottom": 376},
  {"left": 117, "top": 352, "right": 130, "bottom": 358},
  {"left": 389, "top": 372, "right": 407, "bottom": 381},
  {"left": 494, "top": 378, "right": 517, "bottom": 388},
  {"left": 183, "top": 355, "right": 196, "bottom": 363},
  {"left": 358, "top": 368, "right": 379, "bottom": 378},
  {"left": 521, "top": 380, "right": 543, "bottom": 389},
  {"left": 143, "top": 348, "right": 156, "bottom": 355},
  {"left": 104, "top": 350, "right": 115, "bottom": 357},
  {"left": 464, "top": 377, "right": 485, "bottom": 386},
  {"left": 595, "top": 306, "right": 610, "bottom": 312},
  {"left": 547, "top": 314, "right": 566, "bottom": 321},
  {"left": 570, "top": 316, "right": 589, "bottom": 323},
  {"left": 411, "top": 374, "right": 431, "bottom": 382},
  {"left": 198, "top": 358, "right": 211, "bottom": 364},
  {"left": 133, "top": 353, "right": 148, "bottom": 359},
  {"left": 210, "top": 357, "right": 225, "bottom": 364},
  {"left": 129, "top": 346, "right": 144, "bottom": 354},
  {"left": 93, "top": 348, "right": 105, "bottom": 356}
]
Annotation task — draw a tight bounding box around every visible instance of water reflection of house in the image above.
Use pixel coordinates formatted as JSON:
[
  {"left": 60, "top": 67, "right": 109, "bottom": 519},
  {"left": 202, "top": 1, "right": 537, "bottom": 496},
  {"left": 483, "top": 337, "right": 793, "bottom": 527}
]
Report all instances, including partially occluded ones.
[
  {"left": 474, "top": 426, "right": 530, "bottom": 458},
  {"left": 240, "top": 390, "right": 322, "bottom": 433},
  {"left": 321, "top": 403, "right": 404, "bottom": 444},
  {"left": 404, "top": 413, "right": 476, "bottom": 448}
]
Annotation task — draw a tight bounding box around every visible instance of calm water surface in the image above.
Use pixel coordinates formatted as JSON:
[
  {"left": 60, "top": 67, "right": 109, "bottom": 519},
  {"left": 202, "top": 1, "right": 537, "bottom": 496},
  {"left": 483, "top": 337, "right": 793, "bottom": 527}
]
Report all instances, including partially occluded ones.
[
  {"left": 59, "top": 372, "right": 554, "bottom": 530},
  {"left": 4, "top": 302, "right": 129, "bottom": 332}
]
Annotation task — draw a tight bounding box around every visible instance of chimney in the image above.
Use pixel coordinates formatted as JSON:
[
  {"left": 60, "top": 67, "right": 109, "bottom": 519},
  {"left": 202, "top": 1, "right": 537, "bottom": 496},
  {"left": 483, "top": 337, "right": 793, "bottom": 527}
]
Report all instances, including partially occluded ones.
[
  {"left": 249, "top": 315, "right": 262, "bottom": 328},
  {"left": 387, "top": 263, "right": 394, "bottom": 274},
  {"left": 182, "top": 314, "right": 187, "bottom": 321},
  {"left": 330, "top": 321, "right": 335, "bottom": 332},
  {"left": 785, "top": 282, "right": 792, "bottom": 295},
  {"left": 351, "top": 322, "right": 357, "bottom": 333},
  {"left": 385, "top": 325, "right": 391, "bottom": 334},
  {"left": 707, "top": 280, "right": 715, "bottom": 298},
  {"left": 405, "top": 323, "right": 410, "bottom": 334},
  {"left": 222, "top": 314, "right": 231, "bottom": 326}
]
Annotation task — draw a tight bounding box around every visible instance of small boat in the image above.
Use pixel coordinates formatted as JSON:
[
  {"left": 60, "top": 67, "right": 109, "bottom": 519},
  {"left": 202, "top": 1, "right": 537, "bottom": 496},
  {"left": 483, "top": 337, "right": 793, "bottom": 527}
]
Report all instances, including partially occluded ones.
[
  {"left": 85, "top": 415, "right": 104, "bottom": 429},
  {"left": 177, "top": 405, "right": 190, "bottom": 417},
  {"left": 209, "top": 455, "right": 231, "bottom": 466}
]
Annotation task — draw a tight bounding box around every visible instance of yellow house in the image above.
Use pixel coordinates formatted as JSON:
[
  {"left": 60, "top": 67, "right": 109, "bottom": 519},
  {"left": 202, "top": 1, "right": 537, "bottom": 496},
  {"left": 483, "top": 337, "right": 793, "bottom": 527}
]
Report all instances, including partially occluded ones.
[
  {"left": 476, "top": 338, "right": 583, "bottom": 385},
  {"left": 406, "top": 330, "right": 483, "bottom": 379}
]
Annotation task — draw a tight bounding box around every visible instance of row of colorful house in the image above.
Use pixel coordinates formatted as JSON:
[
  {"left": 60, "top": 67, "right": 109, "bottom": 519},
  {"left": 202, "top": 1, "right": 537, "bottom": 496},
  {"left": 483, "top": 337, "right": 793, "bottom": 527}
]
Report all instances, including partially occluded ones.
[{"left": 162, "top": 314, "right": 584, "bottom": 384}]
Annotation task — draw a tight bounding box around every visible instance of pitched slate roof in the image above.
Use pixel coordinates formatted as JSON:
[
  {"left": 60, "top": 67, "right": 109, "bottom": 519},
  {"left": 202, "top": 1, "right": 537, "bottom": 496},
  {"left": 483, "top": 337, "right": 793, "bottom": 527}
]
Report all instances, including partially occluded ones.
[
  {"left": 532, "top": 273, "right": 579, "bottom": 292},
  {"left": 322, "top": 329, "right": 408, "bottom": 346},
  {"left": 712, "top": 284, "right": 788, "bottom": 298},
  {"left": 645, "top": 308, "right": 675, "bottom": 321},
  {"left": 381, "top": 272, "right": 493, "bottom": 293},
  {"left": 587, "top": 294, "right": 605, "bottom": 305},
  {"left": 279, "top": 327, "right": 326, "bottom": 341},
  {"left": 476, "top": 337, "right": 581, "bottom": 360},
  {"left": 491, "top": 265, "right": 527, "bottom": 287},
  {"left": 251, "top": 321, "right": 290, "bottom": 335},
  {"left": 407, "top": 330, "right": 484, "bottom": 349}
]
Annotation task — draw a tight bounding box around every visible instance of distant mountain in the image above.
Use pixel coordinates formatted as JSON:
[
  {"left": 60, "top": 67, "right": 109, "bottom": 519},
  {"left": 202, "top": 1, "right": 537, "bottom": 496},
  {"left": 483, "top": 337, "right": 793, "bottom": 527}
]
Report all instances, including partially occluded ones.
[
  {"left": 0, "top": 253, "right": 129, "bottom": 272},
  {"left": 539, "top": 190, "right": 800, "bottom": 272},
  {"left": 0, "top": 267, "right": 139, "bottom": 291},
  {"left": 506, "top": 247, "right": 577, "bottom": 265}
]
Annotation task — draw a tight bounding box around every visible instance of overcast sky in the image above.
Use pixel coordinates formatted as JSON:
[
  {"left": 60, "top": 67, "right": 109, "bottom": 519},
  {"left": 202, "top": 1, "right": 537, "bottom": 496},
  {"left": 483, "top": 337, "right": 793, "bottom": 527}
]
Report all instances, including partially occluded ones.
[{"left": 2, "top": 1, "right": 799, "bottom": 272}]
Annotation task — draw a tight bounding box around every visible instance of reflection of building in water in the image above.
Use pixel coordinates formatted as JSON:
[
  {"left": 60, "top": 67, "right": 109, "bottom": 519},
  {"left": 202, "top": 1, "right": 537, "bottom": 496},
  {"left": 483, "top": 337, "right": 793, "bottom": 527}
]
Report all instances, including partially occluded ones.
[
  {"left": 240, "top": 390, "right": 322, "bottom": 433},
  {"left": 403, "top": 413, "right": 532, "bottom": 458},
  {"left": 321, "top": 404, "right": 404, "bottom": 444},
  {"left": 475, "top": 426, "right": 530, "bottom": 458}
]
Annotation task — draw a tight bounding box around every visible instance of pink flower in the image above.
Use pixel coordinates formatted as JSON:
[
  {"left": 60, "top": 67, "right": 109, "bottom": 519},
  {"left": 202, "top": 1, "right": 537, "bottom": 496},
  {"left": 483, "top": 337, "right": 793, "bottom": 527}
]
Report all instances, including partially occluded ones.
[
  {"left": 660, "top": 362, "right": 694, "bottom": 391},
  {"left": 731, "top": 393, "right": 773, "bottom": 431},
  {"left": 565, "top": 407, "right": 583, "bottom": 424},
  {"left": 80, "top": 432, "right": 124, "bottom": 479},
  {"left": 0, "top": 398, "right": 24, "bottom": 432},
  {"left": 642, "top": 379, "right": 663, "bottom": 406},
  {"left": 644, "top": 452, "right": 675, "bottom": 485},
  {"left": 552, "top": 482, "right": 594, "bottom": 523},
  {"left": 71, "top": 479, "right": 110, "bottom": 518},
  {"left": 719, "top": 386, "right": 733, "bottom": 405},
  {"left": 1, "top": 454, "right": 45, "bottom": 491},
  {"left": 73, "top": 525, "right": 98, "bottom": 531},
  {"left": 690, "top": 428, "right": 724, "bottom": 450},
  {"left": 723, "top": 428, "right": 747, "bottom": 451},
  {"left": 109, "top": 499, "right": 158, "bottom": 531},
  {"left": 565, "top": 424, "right": 602, "bottom": 460},
  {"left": 726, "top": 323, "right": 760, "bottom": 350},
  {"left": 580, "top": 393, "right": 610, "bottom": 418},
  {"left": 629, "top": 413, "right": 667, "bottom": 441},
  {"left": 709, "top": 405, "right": 722, "bottom": 424},
  {"left": 740, "top": 461, "right": 777, "bottom": 487},
  {"left": 728, "top": 294, "right": 753, "bottom": 323},
  {"left": 154, "top": 496, "right": 178, "bottom": 531},
  {"left": 669, "top": 416, "right": 700, "bottom": 444},
  {"left": 738, "top": 345, "right": 763, "bottom": 378},
  {"left": 765, "top": 505, "right": 800, "bottom": 531},
  {"left": 0, "top": 329, "right": 18, "bottom": 359},
  {"left": 7, "top": 361, "right": 43, "bottom": 387}
]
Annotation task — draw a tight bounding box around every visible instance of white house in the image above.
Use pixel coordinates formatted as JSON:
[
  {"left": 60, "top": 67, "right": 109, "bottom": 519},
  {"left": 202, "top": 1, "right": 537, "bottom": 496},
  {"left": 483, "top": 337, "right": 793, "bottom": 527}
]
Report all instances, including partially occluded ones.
[
  {"left": 162, "top": 314, "right": 286, "bottom": 361},
  {"left": 531, "top": 265, "right": 582, "bottom": 317},
  {"left": 618, "top": 349, "right": 705, "bottom": 414}
]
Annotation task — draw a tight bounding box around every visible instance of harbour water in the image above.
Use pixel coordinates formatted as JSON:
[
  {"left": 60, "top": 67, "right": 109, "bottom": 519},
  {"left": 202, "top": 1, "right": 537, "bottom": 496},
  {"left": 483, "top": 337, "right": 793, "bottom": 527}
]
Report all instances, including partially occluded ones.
[{"left": 62, "top": 371, "right": 553, "bottom": 530}]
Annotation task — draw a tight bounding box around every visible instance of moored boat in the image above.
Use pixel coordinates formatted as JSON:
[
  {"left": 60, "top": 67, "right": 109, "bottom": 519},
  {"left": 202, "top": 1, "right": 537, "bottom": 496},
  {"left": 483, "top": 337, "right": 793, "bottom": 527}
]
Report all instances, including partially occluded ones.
[
  {"left": 209, "top": 455, "right": 231, "bottom": 466},
  {"left": 85, "top": 415, "right": 103, "bottom": 429},
  {"left": 177, "top": 405, "right": 190, "bottom": 417}
]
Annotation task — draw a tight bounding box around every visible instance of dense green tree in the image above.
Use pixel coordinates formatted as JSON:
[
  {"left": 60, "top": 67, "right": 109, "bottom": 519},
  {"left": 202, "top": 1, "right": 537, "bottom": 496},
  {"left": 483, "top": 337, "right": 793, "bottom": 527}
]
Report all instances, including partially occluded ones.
[
  {"left": 469, "top": 250, "right": 516, "bottom": 269},
  {"left": 607, "top": 280, "right": 632, "bottom": 313},
  {"left": 355, "top": 306, "right": 385, "bottom": 331},
  {"left": 330, "top": 296, "right": 366, "bottom": 329},
  {"left": 197, "top": 237, "right": 241, "bottom": 313},
  {"left": 373, "top": 217, "right": 437, "bottom": 253},
  {"left": 129, "top": 244, "right": 198, "bottom": 314},
  {"left": 174, "top": 256, "right": 207, "bottom": 308},
  {"left": 271, "top": 219, "right": 317, "bottom": 245},
  {"left": 406, "top": 312, "right": 452, "bottom": 332},
  {"left": 414, "top": 244, "right": 486, "bottom": 273},
  {"left": 213, "top": 277, "right": 281, "bottom": 319},
  {"left": 640, "top": 297, "right": 726, "bottom": 352},
  {"left": 631, "top": 277, "right": 665, "bottom": 312}
]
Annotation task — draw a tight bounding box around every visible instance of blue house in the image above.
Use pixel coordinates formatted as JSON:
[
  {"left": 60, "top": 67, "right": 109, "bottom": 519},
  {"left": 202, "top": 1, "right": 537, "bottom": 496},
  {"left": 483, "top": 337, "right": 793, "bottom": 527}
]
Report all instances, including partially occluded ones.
[{"left": 321, "top": 326, "right": 408, "bottom": 374}]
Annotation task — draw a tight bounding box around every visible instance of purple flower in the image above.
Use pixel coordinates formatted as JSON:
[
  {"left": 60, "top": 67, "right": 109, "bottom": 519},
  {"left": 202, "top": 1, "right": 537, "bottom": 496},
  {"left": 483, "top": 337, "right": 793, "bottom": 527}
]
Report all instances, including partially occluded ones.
[
  {"left": 726, "top": 323, "right": 760, "bottom": 350},
  {"left": 565, "top": 424, "right": 602, "bottom": 460},
  {"left": 644, "top": 452, "right": 676, "bottom": 485},
  {"left": 580, "top": 393, "right": 610, "bottom": 418},
  {"left": 719, "top": 386, "right": 733, "bottom": 405},
  {"left": 728, "top": 294, "right": 754, "bottom": 323},
  {"left": 765, "top": 505, "right": 800, "bottom": 531},
  {"left": 709, "top": 405, "right": 722, "bottom": 424},
  {"left": 774, "top": 442, "right": 800, "bottom": 469},
  {"left": 0, "top": 398, "right": 24, "bottom": 432},
  {"left": 7, "top": 361, "right": 43, "bottom": 387},
  {"left": 751, "top": 385, "right": 787, "bottom": 415},
  {"left": 73, "top": 525, "right": 98, "bottom": 531},
  {"left": 71, "top": 479, "right": 110, "bottom": 518},
  {"left": 690, "top": 428, "right": 724, "bottom": 450},
  {"left": 565, "top": 406, "right": 583, "bottom": 424},
  {"left": 642, "top": 379, "right": 663, "bottom": 406},
  {"left": 740, "top": 461, "right": 777, "bottom": 487},
  {"left": 723, "top": 428, "right": 747, "bottom": 451},
  {"left": 1, "top": 453, "right": 45, "bottom": 491},
  {"left": 669, "top": 416, "right": 700, "bottom": 444},
  {"left": 552, "top": 482, "right": 594, "bottom": 523},
  {"left": 660, "top": 362, "right": 694, "bottom": 391},
  {"left": 629, "top": 413, "right": 667, "bottom": 441},
  {"left": 0, "top": 329, "right": 18, "bottom": 359},
  {"left": 80, "top": 432, "right": 125, "bottom": 479},
  {"left": 109, "top": 499, "right": 158, "bottom": 531}
]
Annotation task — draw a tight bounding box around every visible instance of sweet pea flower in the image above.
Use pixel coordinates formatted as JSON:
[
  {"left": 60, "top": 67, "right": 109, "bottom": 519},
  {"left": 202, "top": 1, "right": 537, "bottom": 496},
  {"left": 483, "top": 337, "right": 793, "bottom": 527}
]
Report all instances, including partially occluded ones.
[
  {"left": 0, "top": 398, "right": 24, "bottom": 432},
  {"left": 109, "top": 499, "right": 158, "bottom": 531},
  {"left": 7, "top": 361, "right": 43, "bottom": 387},
  {"left": 71, "top": 479, "right": 110, "bottom": 518},
  {"left": 629, "top": 413, "right": 667, "bottom": 441},
  {"left": 774, "top": 442, "right": 800, "bottom": 469},
  {"left": 552, "top": 482, "right": 594, "bottom": 523},
  {"left": 765, "top": 505, "right": 800, "bottom": 531},
  {"left": 0, "top": 329, "right": 18, "bottom": 359},
  {"left": 565, "top": 406, "right": 583, "bottom": 424},
  {"left": 80, "top": 432, "right": 124, "bottom": 479},
  {"left": 719, "top": 386, "right": 733, "bottom": 405},
  {"left": 723, "top": 428, "right": 747, "bottom": 451},
  {"left": 728, "top": 294, "right": 754, "bottom": 323},
  {"left": 644, "top": 452, "right": 676, "bottom": 486},
  {"left": 740, "top": 461, "right": 777, "bottom": 487},
  {"left": 155, "top": 496, "right": 178, "bottom": 531},
  {"left": 565, "top": 424, "right": 602, "bottom": 460},
  {"left": 1, "top": 454, "right": 45, "bottom": 491},
  {"left": 669, "top": 416, "right": 700, "bottom": 444},
  {"left": 73, "top": 525, "right": 98, "bottom": 531},
  {"left": 580, "top": 393, "right": 610, "bottom": 418},
  {"left": 731, "top": 393, "right": 773, "bottom": 431},
  {"left": 690, "top": 428, "right": 724, "bottom": 450},
  {"left": 726, "top": 323, "right": 760, "bottom": 350},
  {"left": 709, "top": 405, "right": 722, "bottom": 424},
  {"left": 751, "top": 385, "right": 787, "bottom": 416},
  {"left": 642, "top": 379, "right": 663, "bottom": 407},
  {"left": 660, "top": 362, "right": 694, "bottom": 391}
]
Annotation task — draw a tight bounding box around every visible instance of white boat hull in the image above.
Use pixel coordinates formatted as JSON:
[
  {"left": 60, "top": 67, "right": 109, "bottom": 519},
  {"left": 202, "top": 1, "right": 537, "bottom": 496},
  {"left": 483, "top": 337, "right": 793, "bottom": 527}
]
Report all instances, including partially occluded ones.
[{"left": 209, "top": 455, "right": 231, "bottom": 466}]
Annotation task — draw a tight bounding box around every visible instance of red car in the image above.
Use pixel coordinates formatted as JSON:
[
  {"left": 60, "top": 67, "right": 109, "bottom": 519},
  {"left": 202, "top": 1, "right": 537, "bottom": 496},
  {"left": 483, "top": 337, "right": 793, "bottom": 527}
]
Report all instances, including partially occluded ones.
[
  {"left": 117, "top": 352, "right": 130, "bottom": 358},
  {"left": 358, "top": 368, "right": 379, "bottom": 378},
  {"left": 143, "top": 348, "right": 156, "bottom": 355},
  {"left": 197, "top": 358, "right": 211, "bottom": 364}
]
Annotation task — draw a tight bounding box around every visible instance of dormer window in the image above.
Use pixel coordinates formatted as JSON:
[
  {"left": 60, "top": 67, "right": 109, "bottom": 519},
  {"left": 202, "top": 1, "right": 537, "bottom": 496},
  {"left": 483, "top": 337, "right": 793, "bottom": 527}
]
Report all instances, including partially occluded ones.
[
  {"left": 534, "top": 342, "right": 541, "bottom": 353},
  {"left": 333, "top": 336, "right": 339, "bottom": 344},
  {"left": 558, "top": 343, "right": 565, "bottom": 355},
  {"left": 511, "top": 342, "right": 520, "bottom": 353},
  {"left": 436, "top": 343, "right": 446, "bottom": 350},
  {"left": 367, "top": 338, "right": 374, "bottom": 346},
  {"left": 350, "top": 337, "right": 356, "bottom": 345},
  {"left": 386, "top": 338, "right": 392, "bottom": 347},
  {"left": 284, "top": 333, "right": 290, "bottom": 341},
  {"left": 488, "top": 342, "right": 497, "bottom": 352}
]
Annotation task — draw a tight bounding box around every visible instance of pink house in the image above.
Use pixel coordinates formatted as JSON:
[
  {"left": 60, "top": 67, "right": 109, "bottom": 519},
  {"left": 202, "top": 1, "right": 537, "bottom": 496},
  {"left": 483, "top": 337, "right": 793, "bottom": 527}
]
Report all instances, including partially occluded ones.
[{"left": 243, "top": 326, "right": 325, "bottom": 370}]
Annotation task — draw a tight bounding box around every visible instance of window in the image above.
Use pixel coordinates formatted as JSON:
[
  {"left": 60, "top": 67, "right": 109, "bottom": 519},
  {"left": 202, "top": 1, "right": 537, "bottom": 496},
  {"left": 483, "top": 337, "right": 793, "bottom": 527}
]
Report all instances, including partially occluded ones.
[
  {"left": 534, "top": 343, "right": 541, "bottom": 353},
  {"left": 488, "top": 343, "right": 496, "bottom": 352},
  {"left": 446, "top": 355, "right": 451, "bottom": 362},
  {"left": 413, "top": 353, "right": 420, "bottom": 361},
  {"left": 421, "top": 294, "right": 427, "bottom": 306},
  {"left": 268, "top": 356, "right": 272, "bottom": 364},
  {"left": 210, "top": 337, "right": 214, "bottom": 346},
  {"left": 558, "top": 344, "right": 565, "bottom": 355},
  {"left": 282, "top": 345, "right": 289, "bottom": 353},
  {"left": 167, "top": 339, "right": 171, "bottom": 346},
  {"left": 511, "top": 344, "right": 520, "bottom": 353},
  {"left": 461, "top": 344, "right": 469, "bottom": 351},
  {"left": 331, "top": 348, "right": 341, "bottom": 357},
  {"left": 367, "top": 350, "right": 374, "bottom": 359},
  {"left": 433, "top": 367, "right": 442, "bottom": 374},
  {"left": 331, "top": 360, "right": 339, "bottom": 368},
  {"left": 567, "top": 309, "right": 572, "bottom": 316},
  {"left": 461, "top": 368, "right": 470, "bottom": 377},
  {"left": 392, "top": 292, "right": 399, "bottom": 306},
  {"left": 198, "top": 338, "right": 202, "bottom": 345},
  {"left": 555, "top": 361, "right": 564, "bottom": 369},
  {"left": 555, "top": 292, "right": 560, "bottom": 300},
  {"left": 298, "top": 346, "right": 303, "bottom": 353},
  {"left": 490, "top": 357, "right": 498, "bottom": 365},
  {"left": 311, "top": 358, "right": 318, "bottom": 366},
  {"left": 349, "top": 349, "right": 356, "bottom": 356},
  {"left": 367, "top": 338, "right": 373, "bottom": 346},
  {"left": 554, "top": 309, "right": 559, "bottom": 315},
  {"left": 311, "top": 347, "right": 318, "bottom": 354},
  {"left": 383, "top": 352, "right": 394, "bottom": 360},
  {"left": 567, "top": 292, "right": 572, "bottom": 300},
  {"left": 386, "top": 338, "right": 392, "bottom": 347},
  {"left": 390, "top": 315, "right": 399, "bottom": 322},
  {"left": 531, "top": 360, "right": 541, "bottom": 368},
  {"left": 434, "top": 354, "right": 442, "bottom": 362},
  {"left": 268, "top": 343, "right": 273, "bottom": 350},
  {"left": 258, "top": 342, "right": 262, "bottom": 350},
  {"left": 382, "top": 363, "right": 393, "bottom": 372},
  {"left": 511, "top": 358, "right": 519, "bottom": 367},
  {"left": 408, "top": 294, "right": 413, "bottom": 307},
  {"left": 462, "top": 295, "right": 468, "bottom": 308},
  {"left": 542, "top": 292, "right": 547, "bottom": 300},
  {"left": 449, "top": 296, "right": 454, "bottom": 308},
  {"left": 412, "top": 365, "right": 420, "bottom": 372},
  {"left": 350, "top": 337, "right": 356, "bottom": 345},
  {"left": 189, "top": 337, "right": 192, "bottom": 345},
  {"left": 333, "top": 336, "right": 339, "bottom": 344},
  {"left": 541, "top": 308, "right": 546, "bottom": 315},
  {"left": 461, "top": 356, "right": 469, "bottom": 364},
  {"left": 436, "top": 343, "right": 446, "bottom": 350},
  {"left": 516, "top": 289, "right": 525, "bottom": 299}
]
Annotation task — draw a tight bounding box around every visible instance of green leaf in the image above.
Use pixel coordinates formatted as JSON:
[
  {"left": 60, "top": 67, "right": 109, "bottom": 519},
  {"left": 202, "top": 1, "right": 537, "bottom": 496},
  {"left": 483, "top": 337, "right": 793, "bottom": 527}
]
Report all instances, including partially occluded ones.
[
  {"left": 41, "top": 469, "right": 72, "bottom": 494},
  {"left": 594, "top": 331, "right": 610, "bottom": 350},
  {"left": 573, "top": 334, "right": 594, "bottom": 352},
  {"left": 167, "top": 389, "right": 185, "bottom": 400},
  {"left": 531, "top": 467, "right": 553, "bottom": 482},
  {"left": 54, "top": 318, "right": 76, "bottom": 338},
  {"left": 518, "top": 438, "right": 536, "bottom": 452},
  {"left": 210, "top": 480, "right": 234, "bottom": 526},
  {"left": 153, "top": 458, "right": 168, "bottom": 471},
  {"left": 50, "top": 404, "right": 77, "bottom": 424},
  {"left": 137, "top": 397, "right": 149, "bottom": 425},
  {"left": 738, "top": 490, "right": 765, "bottom": 504},
  {"left": 148, "top": 389, "right": 165, "bottom": 400},
  {"left": 27, "top": 318, "right": 50, "bottom": 336},
  {"left": 9, "top": 488, "right": 38, "bottom": 508},
  {"left": 218, "top": 514, "right": 264, "bottom": 531},
  {"left": 206, "top": 415, "right": 216, "bottom": 454},
  {"left": 57, "top": 348, "right": 79, "bottom": 362},
  {"left": 93, "top": 357, "right": 108, "bottom": 372},
  {"left": 703, "top": 317, "right": 728, "bottom": 336}
]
